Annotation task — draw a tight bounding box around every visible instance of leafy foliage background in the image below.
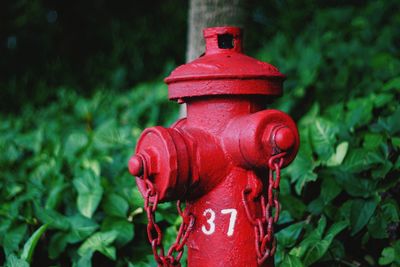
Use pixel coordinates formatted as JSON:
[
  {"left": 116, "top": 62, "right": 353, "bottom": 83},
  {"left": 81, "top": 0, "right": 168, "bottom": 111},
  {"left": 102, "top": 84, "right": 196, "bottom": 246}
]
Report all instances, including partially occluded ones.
[{"left": 1, "top": 1, "right": 399, "bottom": 266}]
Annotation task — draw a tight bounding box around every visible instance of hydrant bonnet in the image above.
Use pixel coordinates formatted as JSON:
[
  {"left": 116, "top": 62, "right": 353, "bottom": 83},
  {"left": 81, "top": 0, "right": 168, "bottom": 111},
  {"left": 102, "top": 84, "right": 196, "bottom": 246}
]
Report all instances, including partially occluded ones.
[{"left": 165, "top": 27, "right": 286, "bottom": 101}]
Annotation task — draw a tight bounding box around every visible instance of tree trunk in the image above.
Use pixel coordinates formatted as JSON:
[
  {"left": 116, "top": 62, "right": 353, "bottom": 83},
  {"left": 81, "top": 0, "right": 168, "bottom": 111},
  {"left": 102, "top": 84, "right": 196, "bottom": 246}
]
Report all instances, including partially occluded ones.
[
  {"left": 180, "top": 0, "right": 245, "bottom": 117},
  {"left": 186, "top": 0, "right": 245, "bottom": 62}
]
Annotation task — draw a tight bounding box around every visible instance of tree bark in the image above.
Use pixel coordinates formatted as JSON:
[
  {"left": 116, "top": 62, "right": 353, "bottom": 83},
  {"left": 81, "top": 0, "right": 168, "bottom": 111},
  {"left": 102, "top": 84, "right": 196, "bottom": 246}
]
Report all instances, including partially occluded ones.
[
  {"left": 180, "top": 0, "right": 245, "bottom": 117},
  {"left": 186, "top": 0, "right": 245, "bottom": 62}
]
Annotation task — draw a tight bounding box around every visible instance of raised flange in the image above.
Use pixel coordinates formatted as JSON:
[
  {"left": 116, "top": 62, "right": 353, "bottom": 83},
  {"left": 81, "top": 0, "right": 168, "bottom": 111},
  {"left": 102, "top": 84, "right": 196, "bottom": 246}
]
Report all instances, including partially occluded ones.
[
  {"left": 133, "top": 126, "right": 190, "bottom": 202},
  {"left": 165, "top": 27, "right": 285, "bottom": 101}
]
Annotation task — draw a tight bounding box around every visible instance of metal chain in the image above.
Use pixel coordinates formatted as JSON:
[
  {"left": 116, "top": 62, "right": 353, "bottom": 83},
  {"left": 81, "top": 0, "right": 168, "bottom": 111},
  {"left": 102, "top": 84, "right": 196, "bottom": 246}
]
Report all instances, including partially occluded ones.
[
  {"left": 242, "top": 152, "right": 286, "bottom": 265},
  {"left": 140, "top": 157, "right": 195, "bottom": 267}
]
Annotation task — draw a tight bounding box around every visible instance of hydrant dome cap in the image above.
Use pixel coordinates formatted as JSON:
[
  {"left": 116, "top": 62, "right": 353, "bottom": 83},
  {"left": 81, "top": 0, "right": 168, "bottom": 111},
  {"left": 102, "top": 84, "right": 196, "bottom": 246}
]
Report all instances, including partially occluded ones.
[{"left": 165, "top": 26, "right": 286, "bottom": 100}]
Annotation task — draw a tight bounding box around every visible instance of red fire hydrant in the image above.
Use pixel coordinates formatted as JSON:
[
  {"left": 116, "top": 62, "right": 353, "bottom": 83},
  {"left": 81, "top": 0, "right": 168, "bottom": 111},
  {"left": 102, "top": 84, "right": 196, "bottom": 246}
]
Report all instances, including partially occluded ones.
[{"left": 128, "top": 26, "right": 299, "bottom": 267}]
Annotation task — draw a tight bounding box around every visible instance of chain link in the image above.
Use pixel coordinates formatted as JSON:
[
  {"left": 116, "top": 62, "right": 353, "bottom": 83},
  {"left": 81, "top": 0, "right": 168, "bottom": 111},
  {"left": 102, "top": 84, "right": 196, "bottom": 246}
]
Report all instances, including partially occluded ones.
[
  {"left": 242, "top": 152, "right": 286, "bottom": 265},
  {"left": 140, "top": 157, "right": 195, "bottom": 267},
  {"left": 139, "top": 151, "right": 284, "bottom": 265}
]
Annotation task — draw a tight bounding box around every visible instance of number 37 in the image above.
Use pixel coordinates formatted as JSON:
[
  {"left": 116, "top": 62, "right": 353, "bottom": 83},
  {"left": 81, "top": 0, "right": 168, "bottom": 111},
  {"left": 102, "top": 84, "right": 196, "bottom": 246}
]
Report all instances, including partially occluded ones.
[{"left": 201, "top": 208, "right": 237, "bottom": 237}]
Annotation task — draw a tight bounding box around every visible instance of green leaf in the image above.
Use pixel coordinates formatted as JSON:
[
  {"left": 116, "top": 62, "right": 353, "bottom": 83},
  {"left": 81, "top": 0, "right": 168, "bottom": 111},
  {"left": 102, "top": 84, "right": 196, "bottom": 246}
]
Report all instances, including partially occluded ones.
[
  {"left": 45, "top": 175, "right": 66, "bottom": 210},
  {"left": 363, "top": 133, "right": 384, "bottom": 150},
  {"left": 103, "top": 193, "right": 129, "bottom": 218},
  {"left": 286, "top": 142, "right": 319, "bottom": 195},
  {"left": 3, "top": 225, "right": 28, "bottom": 255},
  {"left": 373, "top": 107, "right": 400, "bottom": 135},
  {"left": 392, "top": 137, "right": 400, "bottom": 148},
  {"left": 350, "top": 198, "right": 379, "bottom": 235},
  {"left": 302, "top": 220, "right": 348, "bottom": 266},
  {"left": 66, "top": 214, "right": 99, "bottom": 243},
  {"left": 395, "top": 156, "right": 400, "bottom": 169},
  {"left": 78, "top": 231, "right": 118, "bottom": 260},
  {"left": 278, "top": 210, "right": 294, "bottom": 225},
  {"left": 372, "top": 93, "right": 393, "bottom": 108},
  {"left": 310, "top": 118, "right": 337, "bottom": 161},
  {"left": 299, "top": 103, "right": 320, "bottom": 126},
  {"left": 340, "top": 175, "right": 377, "bottom": 198},
  {"left": 345, "top": 97, "right": 373, "bottom": 129},
  {"left": 321, "top": 177, "right": 341, "bottom": 204},
  {"left": 290, "top": 216, "right": 327, "bottom": 258},
  {"left": 2, "top": 143, "right": 21, "bottom": 162},
  {"left": 0, "top": 219, "right": 12, "bottom": 239},
  {"left": 294, "top": 40, "right": 321, "bottom": 88},
  {"left": 73, "top": 170, "right": 103, "bottom": 218},
  {"left": 14, "top": 128, "right": 43, "bottom": 153},
  {"left": 64, "top": 131, "right": 88, "bottom": 159},
  {"left": 34, "top": 204, "right": 70, "bottom": 230},
  {"left": 280, "top": 254, "right": 304, "bottom": 267},
  {"left": 75, "top": 253, "right": 92, "bottom": 267},
  {"left": 94, "top": 119, "right": 129, "bottom": 149},
  {"left": 326, "top": 141, "right": 348, "bottom": 166},
  {"left": 321, "top": 239, "right": 345, "bottom": 263},
  {"left": 378, "top": 247, "right": 395, "bottom": 265},
  {"left": 102, "top": 217, "right": 134, "bottom": 246},
  {"left": 114, "top": 173, "right": 144, "bottom": 209},
  {"left": 82, "top": 159, "right": 101, "bottom": 177},
  {"left": 368, "top": 212, "right": 388, "bottom": 239},
  {"left": 74, "top": 98, "right": 92, "bottom": 120},
  {"left": 276, "top": 221, "right": 305, "bottom": 248},
  {"left": 290, "top": 217, "right": 347, "bottom": 266},
  {"left": 386, "top": 108, "right": 400, "bottom": 135},
  {"left": 281, "top": 195, "right": 307, "bottom": 219},
  {"left": 48, "top": 232, "right": 69, "bottom": 259},
  {"left": 5, "top": 254, "right": 29, "bottom": 267},
  {"left": 324, "top": 220, "right": 348, "bottom": 241},
  {"left": 21, "top": 224, "right": 48, "bottom": 263},
  {"left": 341, "top": 149, "right": 383, "bottom": 173},
  {"left": 383, "top": 76, "right": 400, "bottom": 91},
  {"left": 309, "top": 177, "right": 342, "bottom": 215},
  {"left": 372, "top": 161, "right": 393, "bottom": 179},
  {"left": 308, "top": 198, "right": 325, "bottom": 215},
  {"left": 302, "top": 239, "right": 331, "bottom": 266},
  {"left": 382, "top": 200, "right": 400, "bottom": 222},
  {"left": 338, "top": 200, "right": 353, "bottom": 221}
]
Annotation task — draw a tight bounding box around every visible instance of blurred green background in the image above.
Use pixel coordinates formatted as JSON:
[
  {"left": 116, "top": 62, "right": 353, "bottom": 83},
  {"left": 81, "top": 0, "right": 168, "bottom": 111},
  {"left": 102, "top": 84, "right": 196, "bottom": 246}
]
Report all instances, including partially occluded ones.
[{"left": 1, "top": 0, "right": 400, "bottom": 266}]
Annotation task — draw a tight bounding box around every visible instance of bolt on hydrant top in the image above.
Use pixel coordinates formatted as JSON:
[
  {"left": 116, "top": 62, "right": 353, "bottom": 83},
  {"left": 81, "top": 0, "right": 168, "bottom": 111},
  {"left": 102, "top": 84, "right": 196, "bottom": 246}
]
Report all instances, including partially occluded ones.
[{"left": 165, "top": 26, "right": 286, "bottom": 100}]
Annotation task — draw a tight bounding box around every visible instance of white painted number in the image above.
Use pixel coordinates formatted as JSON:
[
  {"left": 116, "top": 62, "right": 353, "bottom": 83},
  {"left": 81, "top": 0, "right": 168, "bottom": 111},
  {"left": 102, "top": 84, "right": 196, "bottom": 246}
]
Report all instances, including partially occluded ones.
[
  {"left": 201, "top": 208, "right": 216, "bottom": 235},
  {"left": 221, "top": 208, "right": 237, "bottom": 236},
  {"left": 201, "top": 208, "right": 238, "bottom": 237}
]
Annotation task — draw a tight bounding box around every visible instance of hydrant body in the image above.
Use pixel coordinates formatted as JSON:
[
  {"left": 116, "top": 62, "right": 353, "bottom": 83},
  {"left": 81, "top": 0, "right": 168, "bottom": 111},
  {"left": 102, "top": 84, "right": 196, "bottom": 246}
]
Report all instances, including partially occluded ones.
[{"left": 129, "top": 27, "right": 299, "bottom": 267}]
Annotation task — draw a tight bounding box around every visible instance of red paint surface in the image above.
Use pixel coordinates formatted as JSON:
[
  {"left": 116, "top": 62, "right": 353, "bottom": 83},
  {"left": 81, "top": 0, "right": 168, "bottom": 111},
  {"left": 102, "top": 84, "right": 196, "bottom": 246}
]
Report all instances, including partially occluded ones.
[
  {"left": 165, "top": 26, "right": 285, "bottom": 100},
  {"left": 274, "top": 127, "right": 296, "bottom": 151},
  {"left": 128, "top": 27, "right": 299, "bottom": 267}
]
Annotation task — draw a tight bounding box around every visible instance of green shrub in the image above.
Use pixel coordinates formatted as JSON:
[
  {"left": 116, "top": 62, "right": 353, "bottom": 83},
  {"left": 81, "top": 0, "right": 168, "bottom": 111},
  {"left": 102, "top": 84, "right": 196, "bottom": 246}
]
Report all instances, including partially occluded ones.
[
  {"left": 0, "top": 83, "right": 179, "bottom": 266},
  {"left": 258, "top": 1, "right": 400, "bottom": 266},
  {"left": 1, "top": 1, "right": 399, "bottom": 267}
]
